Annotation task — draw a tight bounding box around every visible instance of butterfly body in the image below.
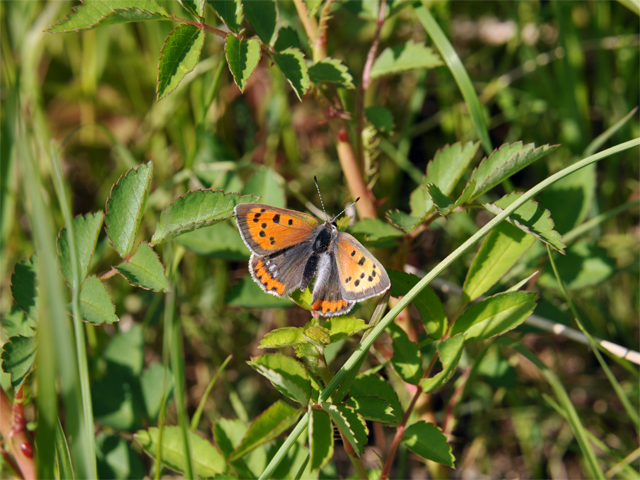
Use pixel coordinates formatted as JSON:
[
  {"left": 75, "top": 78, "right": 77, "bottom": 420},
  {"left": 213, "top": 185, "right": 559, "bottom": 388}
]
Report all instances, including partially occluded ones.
[{"left": 235, "top": 203, "right": 390, "bottom": 317}]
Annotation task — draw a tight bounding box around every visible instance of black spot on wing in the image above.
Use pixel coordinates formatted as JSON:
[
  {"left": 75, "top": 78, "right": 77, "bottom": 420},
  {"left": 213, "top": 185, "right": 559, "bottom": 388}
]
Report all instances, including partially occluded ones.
[
  {"left": 358, "top": 257, "right": 366, "bottom": 266},
  {"left": 273, "top": 214, "right": 280, "bottom": 224}
]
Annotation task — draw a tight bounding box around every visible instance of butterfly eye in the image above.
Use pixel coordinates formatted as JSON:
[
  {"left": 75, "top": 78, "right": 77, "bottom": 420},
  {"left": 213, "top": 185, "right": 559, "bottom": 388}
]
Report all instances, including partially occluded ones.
[{"left": 331, "top": 220, "right": 338, "bottom": 228}]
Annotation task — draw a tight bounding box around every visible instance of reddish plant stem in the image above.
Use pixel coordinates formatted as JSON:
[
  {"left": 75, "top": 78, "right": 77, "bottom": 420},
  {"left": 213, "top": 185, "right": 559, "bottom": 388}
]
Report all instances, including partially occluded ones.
[
  {"left": 356, "top": 0, "right": 388, "bottom": 168},
  {"left": 100, "top": 268, "right": 119, "bottom": 280},
  {"left": 442, "top": 366, "right": 471, "bottom": 437},
  {"left": 171, "top": 15, "right": 228, "bottom": 37},
  {"left": 0, "top": 388, "right": 35, "bottom": 480},
  {"left": 316, "top": 0, "right": 334, "bottom": 56}
]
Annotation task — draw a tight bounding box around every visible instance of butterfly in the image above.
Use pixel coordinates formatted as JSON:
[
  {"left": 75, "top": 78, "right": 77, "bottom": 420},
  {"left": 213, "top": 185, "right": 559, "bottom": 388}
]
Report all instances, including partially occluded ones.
[{"left": 234, "top": 200, "right": 391, "bottom": 318}]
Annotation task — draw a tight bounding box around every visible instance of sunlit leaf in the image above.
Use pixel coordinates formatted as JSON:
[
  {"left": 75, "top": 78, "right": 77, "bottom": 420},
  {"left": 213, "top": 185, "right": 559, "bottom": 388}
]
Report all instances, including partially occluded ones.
[
  {"left": 402, "top": 421, "right": 454, "bottom": 467},
  {"left": 308, "top": 58, "right": 355, "bottom": 89},
  {"left": 114, "top": 243, "right": 169, "bottom": 292},
  {"left": 207, "top": 0, "right": 242, "bottom": 32},
  {"left": 388, "top": 323, "right": 423, "bottom": 385},
  {"left": 180, "top": 0, "right": 205, "bottom": 18},
  {"left": 322, "top": 403, "right": 368, "bottom": 454},
  {"left": 1, "top": 336, "right": 35, "bottom": 387},
  {"left": 157, "top": 24, "right": 205, "bottom": 100},
  {"left": 79, "top": 275, "right": 118, "bottom": 324},
  {"left": 249, "top": 354, "right": 311, "bottom": 404},
  {"left": 371, "top": 40, "right": 443, "bottom": 78},
  {"left": 309, "top": 408, "right": 333, "bottom": 471},
  {"left": 57, "top": 211, "right": 104, "bottom": 289},
  {"left": 225, "top": 35, "right": 261, "bottom": 93},
  {"left": 345, "top": 396, "right": 397, "bottom": 425},
  {"left": 420, "top": 335, "right": 464, "bottom": 393},
  {"left": 273, "top": 48, "right": 311, "bottom": 101},
  {"left": 350, "top": 373, "right": 402, "bottom": 424},
  {"left": 11, "top": 256, "right": 39, "bottom": 321}
]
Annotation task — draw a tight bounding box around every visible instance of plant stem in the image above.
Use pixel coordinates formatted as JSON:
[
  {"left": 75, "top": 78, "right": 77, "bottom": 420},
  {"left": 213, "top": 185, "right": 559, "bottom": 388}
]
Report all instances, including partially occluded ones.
[
  {"left": 171, "top": 15, "right": 228, "bottom": 37},
  {"left": 292, "top": 0, "right": 323, "bottom": 61}
]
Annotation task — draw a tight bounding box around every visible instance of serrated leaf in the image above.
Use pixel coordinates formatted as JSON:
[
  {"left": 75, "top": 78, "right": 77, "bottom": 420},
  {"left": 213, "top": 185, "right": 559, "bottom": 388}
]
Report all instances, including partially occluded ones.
[
  {"left": 274, "top": 26, "right": 302, "bottom": 52},
  {"left": 469, "top": 142, "right": 558, "bottom": 199},
  {"left": 273, "top": 48, "right": 310, "bottom": 101},
  {"left": 1, "top": 336, "right": 35, "bottom": 387},
  {"left": 463, "top": 222, "right": 535, "bottom": 302},
  {"left": 484, "top": 192, "right": 565, "bottom": 253},
  {"left": 114, "top": 243, "right": 168, "bottom": 292},
  {"left": 388, "top": 270, "right": 447, "bottom": 339},
  {"left": 227, "top": 274, "right": 293, "bottom": 308},
  {"left": 230, "top": 400, "right": 301, "bottom": 460},
  {"left": 243, "top": 0, "right": 278, "bottom": 45},
  {"left": 105, "top": 162, "right": 153, "bottom": 258},
  {"left": 1, "top": 307, "right": 36, "bottom": 338},
  {"left": 420, "top": 334, "right": 464, "bottom": 393},
  {"left": 309, "top": 408, "right": 333, "bottom": 471},
  {"left": 249, "top": 354, "right": 311, "bottom": 404},
  {"left": 48, "top": 0, "right": 169, "bottom": 33},
  {"left": 241, "top": 166, "right": 285, "bottom": 208},
  {"left": 157, "top": 24, "right": 205, "bottom": 100},
  {"left": 225, "top": 35, "right": 261, "bottom": 93},
  {"left": 322, "top": 403, "right": 368, "bottom": 454},
  {"left": 180, "top": 0, "right": 205, "bottom": 18},
  {"left": 388, "top": 323, "right": 423, "bottom": 385},
  {"left": 349, "top": 218, "right": 404, "bottom": 242},
  {"left": 152, "top": 190, "right": 256, "bottom": 245},
  {"left": 325, "top": 316, "right": 369, "bottom": 342},
  {"left": 350, "top": 374, "right": 402, "bottom": 425},
  {"left": 385, "top": 210, "right": 421, "bottom": 233},
  {"left": 370, "top": 40, "right": 443, "bottom": 78},
  {"left": 79, "top": 275, "right": 118, "bottom": 324},
  {"left": 345, "top": 396, "right": 396, "bottom": 425},
  {"left": 402, "top": 421, "right": 454, "bottom": 467},
  {"left": 308, "top": 58, "right": 355, "bottom": 89},
  {"left": 365, "top": 106, "right": 394, "bottom": 132},
  {"left": 135, "top": 427, "right": 227, "bottom": 477},
  {"left": 57, "top": 211, "right": 104, "bottom": 289},
  {"left": 175, "top": 221, "right": 249, "bottom": 260},
  {"left": 428, "top": 181, "right": 475, "bottom": 217},
  {"left": 11, "top": 256, "right": 39, "bottom": 321},
  {"left": 207, "top": 0, "right": 242, "bottom": 32},
  {"left": 451, "top": 291, "right": 537, "bottom": 341},
  {"left": 538, "top": 241, "right": 616, "bottom": 290}
]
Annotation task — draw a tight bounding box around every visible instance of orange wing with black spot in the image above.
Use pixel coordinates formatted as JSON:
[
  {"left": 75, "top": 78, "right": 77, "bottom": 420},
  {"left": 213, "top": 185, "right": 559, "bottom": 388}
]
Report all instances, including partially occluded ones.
[
  {"left": 310, "top": 257, "right": 355, "bottom": 317},
  {"left": 235, "top": 203, "right": 321, "bottom": 256},
  {"left": 334, "top": 232, "right": 391, "bottom": 302}
]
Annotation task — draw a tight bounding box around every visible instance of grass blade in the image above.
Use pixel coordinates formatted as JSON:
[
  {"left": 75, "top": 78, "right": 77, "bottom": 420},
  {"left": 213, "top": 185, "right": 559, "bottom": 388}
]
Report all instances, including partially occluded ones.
[
  {"left": 414, "top": 3, "right": 492, "bottom": 154},
  {"left": 190, "top": 355, "right": 232, "bottom": 431},
  {"left": 583, "top": 107, "right": 638, "bottom": 157}
]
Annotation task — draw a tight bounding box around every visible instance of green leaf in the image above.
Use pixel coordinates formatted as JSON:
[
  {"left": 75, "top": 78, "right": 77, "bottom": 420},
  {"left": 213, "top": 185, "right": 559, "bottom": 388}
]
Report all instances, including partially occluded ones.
[
  {"left": 308, "top": 58, "right": 355, "bottom": 89},
  {"left": 420, "top": 335, "right": 464, "bottom": 393},
  {"left": 79, "top": 275, "right": 118, "bottom": 324},
  {"left": 463, "top": 223, "right": 535, "bottom": 302},
  {"left": 388, "top": 270, "right": 447, "bottom": 339},
  {"left": 241, "top": 166, "right": 286, "bottom": 208},
  {"left": 57, "top": 211, "right": 104, "bottom": 289},
  {"left": 345, "top": 396, "right": 397, "bottom": 426},
  {"left": 225, "top": 35, "right": 261, "bottom": 93},
  {"left": 322, "top": 403, "right": 368, "bottom": 454},
  {"left": 538, "top": 241, "right": 616, "bottom": 290},
  {"left": 1, "top": 306, "right": 36, "bottom": 338},
  {"left": 227, "top": 274, "right": 294, "bottom": 308},
  {"left": 469, "top": 142, "right": 558, "bottom": 200},
  {"left": 207, "top": 0, "right": 242, "bottom": 32},
  {"left": 175, "top": 221, "right": 249, "bottom": 260},
  {"left": 213, "top": 418, "right": 255, "bottom": 478},
  {"left": 325, "top": 316, "right": 369, "bottom": 342},
  {"left": 309, "top": 408, "right": 333, "bottom": 471},
  {"left": 140, "top": 362, "right": 172, "bottom": 424},
  {"left": 180, "top": 0, "right": 205, "bottom": 18},
  {"left": 274, "top": 26, "right": 302, "bottom": 52},
  {"left": 248, "top": 353, "right": 311, "bottom": 404},
  {"left": 388, "top": 323, "right": 423, "bottom": 385},
  {"left": 157, "top": 24, "right": 205, "bottom": 100},
  {"left": 402, "top": 421, "right": 454, "bottom": 467},
  {"left": 231, "top": 400, "right": 301, "bottom": 460},
  {"left": 350, "top": 373, "right": 402, "bottom": 425},
  {"left": 451, "top": 291, "right": 537, "bottom": 341},
  {"left": 273, "top": 48, "right": 311, "bottom": 101},
  {"left": 349, "top": 218, "right": 404, "bottom": 242},
  {"left": 114, "top": 243, "right": 169, "bottom": 292},
  {"left": 370, "top": 40, "right": 443, "bottom": 78},
  {"left": 484, "top": 192, "right": 565, "bottom": 253},
  {"left": 105, "top": 161, "right": 153, "bottom": 258},
  {"left": 152, "top": 190, "right": 256, "bottom": 245},
  {"left": 96, "top": 433, "right": 145, "bottom": 480},
  {"left": 428, "top": 181, "right": 475, "bottom": 216},
  {"left": 47, "top": 0, "right": 169, "bottom": 33},
  {"left": 260, "top": 327, "right": 306, "bottom": 349},
  {"left": 365, "top": 106, "right": 394, "bottom": 132},
  {"left": 11, "top": 256, "right": 39, "bottom": 321},
  {"left": 243, "top": 0, "right": 278, "bottom": 45},
  {"left": 385, "top": 210, "right": 422, "bottom": 233},
  {"left": 135, "top": 427, "right": 227, "bottom": 477},
  {"left": 303, "top": 325, "right": 331, "bottom": 345},
  {"left": 289, "top": 287, "right": 312, "bottom": 311},
  {"left": 1, "top": 336, "right": 35, "bottom": 387}
]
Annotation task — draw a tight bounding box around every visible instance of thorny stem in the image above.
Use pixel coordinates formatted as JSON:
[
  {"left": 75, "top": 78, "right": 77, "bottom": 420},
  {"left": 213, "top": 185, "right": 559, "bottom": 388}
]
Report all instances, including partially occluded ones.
[
  {"left": 171, "top": 14, "right": 228, "bottom": 37},
  {"left": 316, "top": 0, "right": 334, "bottom": 57},
  {"left": 356, "top": 0, "right": 387, "bottom": 169},
  {"left": 100, "top": 267, "right": 119, "bottom": 280},
  {"left": 292, "top": 0, "right": 324, "bottom": 61},
  {"left": 0, "top": 388, "right": 35, "bottom": 480}
]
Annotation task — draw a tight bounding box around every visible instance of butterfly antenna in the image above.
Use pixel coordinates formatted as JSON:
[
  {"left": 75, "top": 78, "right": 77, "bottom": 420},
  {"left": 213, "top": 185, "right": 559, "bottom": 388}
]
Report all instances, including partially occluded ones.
[
  {"left": 314, "top": 175, "right": 329, "bottom": 222},
  {"left": 331, "top": 197, "right": 360, "bottom": 223}
]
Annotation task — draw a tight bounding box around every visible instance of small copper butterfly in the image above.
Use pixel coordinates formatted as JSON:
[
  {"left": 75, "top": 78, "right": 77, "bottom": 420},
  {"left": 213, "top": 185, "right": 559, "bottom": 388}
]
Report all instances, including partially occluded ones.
[{"left": 234, "top": 179, "right": 391, "bottom": 317}]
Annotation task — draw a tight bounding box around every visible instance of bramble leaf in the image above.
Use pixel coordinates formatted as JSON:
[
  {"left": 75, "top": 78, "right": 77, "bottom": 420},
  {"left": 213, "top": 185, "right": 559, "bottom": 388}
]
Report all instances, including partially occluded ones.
[
  {"left": 420, "top": 335, "right": 465, "bottom": 393},
  {"left": 180, "top": 0, "right": 205, "bottom": 18},
  {"left": 57, "top": 211, "right": 104, "bottom": 289},
  {"left": 248, "top": 354, "right": 311, "bottom": 404},
  {"left": 1, "top": 336, "right": 36, "bottom": 387},
  {"left": 207, "top": 0, "right": 242, "bottom": 32},
  {"left": 402, "top": 421, "right": 454, "bottom": 467},
  {"left": 157, "top": 24, "right": 205, "bottom": 100},
  {"left": 274, "top": 26, "right": 302, "bottom": 52},
  {"left": 273, "top": 48, "right": 311, "bottom": 101},
  {"left": 308, "top": 58, "right": 355, "bottom": 89},
  {"left": 371, "top": 40, "right": 443, "bottom": 78},
  {"left": 225, "top": 35, "right": 261, "bottom": 93},
  {"left": 79, "top": 275, "right": 118, "bottom": 325},
  {"left": 345, "top": 396, "right": 397, "bottom": 425},
  {"left": 322, "top": 403, "right": 368, "bottom": 454},
  {"left": 114, "top": 243, "right": 169, "bottom": 292},
  {"left": 243, "top": 0, "right": 278, "bottom": 45},
  {"left": 11, "top": 256, "right": 39, "bottom": 321},
  {"left": 309, "top": 408, "right": 333, "bottom": 471},
  {"left": 350, "top": 373, "right": 402, "bottom": 424},
  {"left": 388, "top": 323, "right": 423, "bottom": 385}
]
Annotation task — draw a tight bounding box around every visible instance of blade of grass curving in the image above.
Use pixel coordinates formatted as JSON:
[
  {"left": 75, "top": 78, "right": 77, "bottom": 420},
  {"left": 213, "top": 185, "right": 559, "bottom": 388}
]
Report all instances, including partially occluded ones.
[
  {"left": 190, "top": 355, "right": 232, "bottom": 431},
  {"left": 583, "top": 107, "right": 638, "bottom": 157},
  {"left": 54, "top": 417, "right": 74, "bottom": 479},
  {"left": 414, "top": 3, "right": 492, "bottom": 154},
  {"left": 258, "top": 138, "right": 640, "bottom": 479},
  {"left": 547, "top": 245, "right": 640, "bottom": 433},
  {"left": 50, "top": 142, "right": 98, "bottom": 475},
  {"left": 500, "top": 338, "right": 604, "bottom": 478}
]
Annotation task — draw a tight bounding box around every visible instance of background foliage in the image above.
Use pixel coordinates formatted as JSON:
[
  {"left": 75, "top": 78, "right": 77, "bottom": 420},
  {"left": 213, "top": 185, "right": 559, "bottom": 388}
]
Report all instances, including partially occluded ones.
[{"left": 1, "top": 0, "right": 639, "bottom": 479}]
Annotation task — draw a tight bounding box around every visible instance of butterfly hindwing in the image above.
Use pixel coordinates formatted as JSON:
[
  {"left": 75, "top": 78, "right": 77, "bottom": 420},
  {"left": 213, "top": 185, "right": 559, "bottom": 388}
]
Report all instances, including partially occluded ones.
[
  {"left": 235, "top": 203, "right": 321, "bottom": 256},
  {"left": 334, "top": 232, "right": 391, "bottom": 302},
  {"left": 311, "top": 255, "right": 355, "bottom": 317},
  {"left": 249, "top": 242, "right": 313, "bottom": 297}
]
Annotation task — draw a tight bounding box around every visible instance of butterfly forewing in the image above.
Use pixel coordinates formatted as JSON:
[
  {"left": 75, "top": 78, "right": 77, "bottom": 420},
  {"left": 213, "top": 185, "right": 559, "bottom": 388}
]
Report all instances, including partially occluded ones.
[
  {"left": 334, "top": 233, "right": 391, "bottom": 302},
  {"left": 235, "top": 204, "right": 321, "bottom": 256},
  {"left": 249, "top": 241, "right": 312, "bottom": 297}
]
